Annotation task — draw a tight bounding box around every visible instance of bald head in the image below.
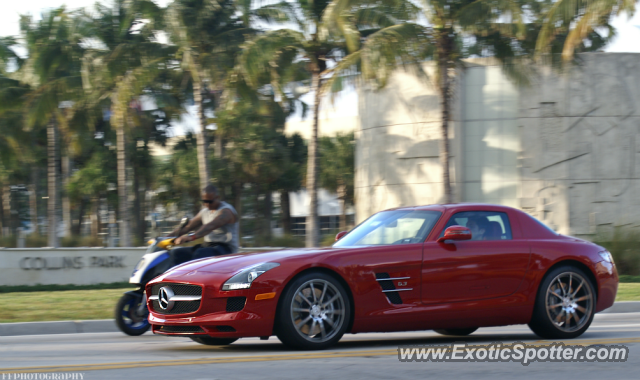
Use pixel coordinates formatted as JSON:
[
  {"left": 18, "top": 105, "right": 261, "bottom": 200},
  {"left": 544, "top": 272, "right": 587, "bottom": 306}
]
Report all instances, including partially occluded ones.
[{"left": 203, "top": 184, "right": 219, "bottom": 196}]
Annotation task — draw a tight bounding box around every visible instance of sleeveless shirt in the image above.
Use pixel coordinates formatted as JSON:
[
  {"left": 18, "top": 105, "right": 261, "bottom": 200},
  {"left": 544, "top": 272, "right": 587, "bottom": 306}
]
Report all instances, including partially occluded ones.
[{"left": 197, "top": 201, "right": 239, "bottom": 253}]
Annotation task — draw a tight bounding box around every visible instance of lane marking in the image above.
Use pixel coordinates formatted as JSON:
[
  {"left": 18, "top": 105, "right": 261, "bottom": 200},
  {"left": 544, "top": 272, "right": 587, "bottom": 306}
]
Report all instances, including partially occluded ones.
[{"left": 2, "top": 337, "right": 640, "bottom": 373}]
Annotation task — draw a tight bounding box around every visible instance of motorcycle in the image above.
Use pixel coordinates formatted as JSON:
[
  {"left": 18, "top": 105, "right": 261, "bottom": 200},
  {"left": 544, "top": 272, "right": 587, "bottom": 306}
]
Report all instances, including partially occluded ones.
[{"left": 115, "top": 218, "right": 204, "bottom": 336}]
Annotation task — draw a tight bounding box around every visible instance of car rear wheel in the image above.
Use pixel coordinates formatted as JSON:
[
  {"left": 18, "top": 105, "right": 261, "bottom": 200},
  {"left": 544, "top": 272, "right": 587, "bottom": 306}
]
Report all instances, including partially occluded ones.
[
  {"left": 528, "top": 265, "right": 596, "bottom": 339},
  {"left": 433, "top": 328, "right": 478, "bottom": 336},
  {"left": 189, "top": 336, "right": 238, "bottom": 346},
  {"left": 276, "top": 272, "right": 351, "bottom": 350}
]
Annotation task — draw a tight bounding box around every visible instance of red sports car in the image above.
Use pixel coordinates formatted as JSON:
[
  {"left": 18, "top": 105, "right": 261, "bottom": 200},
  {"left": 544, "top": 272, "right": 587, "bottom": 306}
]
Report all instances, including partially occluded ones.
[{"left": 146, "top": 203, "right": 618, "bottom": 349}]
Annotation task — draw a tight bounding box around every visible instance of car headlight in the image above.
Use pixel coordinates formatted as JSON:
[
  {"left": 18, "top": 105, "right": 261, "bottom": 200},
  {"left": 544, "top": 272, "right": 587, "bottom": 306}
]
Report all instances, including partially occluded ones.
[
  {"left": 222, "top": 263, "right": 280, "bottom": 291},
  {"left": 599, "top": 250, "right": 613, "bottom": 263}
]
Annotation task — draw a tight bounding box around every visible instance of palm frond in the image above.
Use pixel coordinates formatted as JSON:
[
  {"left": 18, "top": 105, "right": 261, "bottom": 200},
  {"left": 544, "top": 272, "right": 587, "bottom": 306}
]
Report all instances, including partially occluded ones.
[{"left": 359, "top": 22, "right": 431, "bottom": 89}]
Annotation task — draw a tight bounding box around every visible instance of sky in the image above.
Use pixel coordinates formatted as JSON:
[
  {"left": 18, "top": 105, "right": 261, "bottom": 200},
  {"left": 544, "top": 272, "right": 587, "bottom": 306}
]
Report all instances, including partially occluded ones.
[{"left": 2, "top": 0, "right": 639, "bottom": 135}]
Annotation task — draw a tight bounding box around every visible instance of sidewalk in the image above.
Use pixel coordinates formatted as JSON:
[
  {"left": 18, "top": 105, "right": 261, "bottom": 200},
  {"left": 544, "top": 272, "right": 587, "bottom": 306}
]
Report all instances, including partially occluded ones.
[{"left": 1, "top": 302, "right": 639, "bottom": 337}]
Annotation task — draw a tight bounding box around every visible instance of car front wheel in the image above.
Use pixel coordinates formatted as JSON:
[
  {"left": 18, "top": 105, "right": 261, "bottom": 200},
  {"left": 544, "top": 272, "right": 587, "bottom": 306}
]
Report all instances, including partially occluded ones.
[
  {"left": 276, "top": 272, "right": 351, "bottom": 350},
  {"left": 528, "top": 266, "right": 596, "bottom": 339}
]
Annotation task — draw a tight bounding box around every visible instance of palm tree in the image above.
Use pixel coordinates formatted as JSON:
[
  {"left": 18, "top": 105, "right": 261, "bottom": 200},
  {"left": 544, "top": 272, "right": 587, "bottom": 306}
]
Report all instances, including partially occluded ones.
[
  {"left": 319, "top": 132, "right": 355, "bottom": 231},
  {"left": 16, "top": 8, "right": 86, "bottom": 247},
  {"left": 239, "top": 0, "right": 423, "bottom": 246},
  {"left": 83, "top": 0, "right": 168, "bottom": 246},
  {"left": 535, "top": 0, "right": 636, "bottom": 61},
  {"left": 165, "top": 0, "right": 251, "bottom": 190}
]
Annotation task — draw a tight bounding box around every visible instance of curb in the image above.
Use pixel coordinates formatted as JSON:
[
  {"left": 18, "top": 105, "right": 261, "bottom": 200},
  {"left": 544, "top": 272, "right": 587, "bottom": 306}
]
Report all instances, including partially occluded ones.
[
  {"left": 600, "top": 301, "right": 640, "bottom": 314},
  {"left": 0, "top": 319, "right": 117, "bottom": 337},
  {"left": 1, "top": 302, "right": 639, "bottom": 337}
]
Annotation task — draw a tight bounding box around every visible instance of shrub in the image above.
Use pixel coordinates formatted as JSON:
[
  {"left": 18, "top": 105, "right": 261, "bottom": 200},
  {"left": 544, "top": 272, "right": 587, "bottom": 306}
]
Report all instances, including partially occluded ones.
[
  {"left": 0, "top": 235, "right": 16, "bottom": 248},
  {"left": 60, "top": 235, "right": 105, "bottom": 247},
  {"left": 593, "top": 228, "right": 640, "bottom": 276},
  {"left": 268, "top": 234, "right": 305, "bottom": 248},
  {"left": 25, "top": 234, "right": 48, "bottom": 247}
]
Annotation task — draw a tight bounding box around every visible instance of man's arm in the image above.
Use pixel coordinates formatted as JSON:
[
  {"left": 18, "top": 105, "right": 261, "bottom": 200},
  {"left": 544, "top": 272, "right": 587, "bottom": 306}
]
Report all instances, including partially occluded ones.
[
  {"left": 174, "top": 208, "right": 236, "bottom": 244},
  {"left": 169, "top": 213, "right": 203, "bottom": 236}
]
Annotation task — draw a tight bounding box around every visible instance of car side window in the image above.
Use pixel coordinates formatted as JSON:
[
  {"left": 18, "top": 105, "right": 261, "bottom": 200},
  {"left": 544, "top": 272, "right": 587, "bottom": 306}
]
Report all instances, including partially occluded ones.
[{"left": 440, "top": 211, "right": 513, "bottom": 241}]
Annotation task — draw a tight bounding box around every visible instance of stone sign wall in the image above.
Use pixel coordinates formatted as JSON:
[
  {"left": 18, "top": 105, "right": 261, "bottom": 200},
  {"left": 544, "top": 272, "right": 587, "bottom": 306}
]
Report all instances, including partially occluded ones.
[{"left": 0, "top": 248, "right": 146, "bottom": 286}]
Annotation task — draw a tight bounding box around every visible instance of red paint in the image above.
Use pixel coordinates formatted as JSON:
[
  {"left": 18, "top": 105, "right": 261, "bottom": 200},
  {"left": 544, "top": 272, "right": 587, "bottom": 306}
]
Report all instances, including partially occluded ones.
[{"left": 147, "top": 203, "right": 617, "bottom": 339}]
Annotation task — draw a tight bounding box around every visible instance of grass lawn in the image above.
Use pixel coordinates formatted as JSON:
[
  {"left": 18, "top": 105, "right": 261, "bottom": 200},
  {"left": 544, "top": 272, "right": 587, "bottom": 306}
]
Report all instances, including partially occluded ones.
[
  {"left": 1, "top": 283, "right": 639, "bottom": 324},
  {"left": 616, "top": 283, "right": 640, "bottom": 302},
  {"left": 0, "top": 288, "right": 133, "bottom": 323}
]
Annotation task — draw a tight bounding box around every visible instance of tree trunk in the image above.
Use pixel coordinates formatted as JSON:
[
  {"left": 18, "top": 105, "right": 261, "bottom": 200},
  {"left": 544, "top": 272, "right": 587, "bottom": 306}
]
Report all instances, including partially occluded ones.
[
  {"left": 233, "top": 182, "right": 242, "bottom": 244},
  {"left": 72, "top": 197, "right": 86, "bottom": 236},
  {"left": 193, "top": 79, "right": 210, "bottom": 190},
  {"left": 437, "top": 31, "right": 453, "bottom": 204},
  {"left": 280, "top": 190, "right": 291, "bottom": 234},
  {"left": 0, "top": 182, "right": 4, "bottom": 236},
  {"left": 62, "top": 155, "right": 71, "bottom": 237},
  {"left": 47, "top": 118, "right": 59, "bottom": 247},
  {"left": 90, "top": 197, "right": 100, "bottom": 239},
  {"left": 2, "top": 184, "right": 10, "bottom": 237},
  {"left": 212, "top": 90, "right": 224, "bottom": 160},
  {"left": 305, "top": 71, "right": 321, "bottom": 247},
  {"left": 263, "top": 190, "right": 272, "bottom": 242},
  {"left": 29, "top": 170, "right": 38, "bottom": 235},
  {"left": 338, "top": 184, "right": 347, "bottom": 232},
  {"left": 132, "top": 164, "right": 143, "bottom": 245},
  {"left": 116, "top": 122, "right": 130, "bottom": 247}
]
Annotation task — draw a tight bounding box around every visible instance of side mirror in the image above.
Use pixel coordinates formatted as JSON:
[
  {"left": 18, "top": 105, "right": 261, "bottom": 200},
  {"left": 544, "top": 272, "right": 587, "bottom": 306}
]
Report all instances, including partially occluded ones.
[
  {"left": 180, "top": 217, "right": 190, "bottom": 228},
  {"left": 437, "top": 225, "right": 472, "bottom": 243},
  {"left": 335, "top": 231, "right": 348, "bottom": 241}
]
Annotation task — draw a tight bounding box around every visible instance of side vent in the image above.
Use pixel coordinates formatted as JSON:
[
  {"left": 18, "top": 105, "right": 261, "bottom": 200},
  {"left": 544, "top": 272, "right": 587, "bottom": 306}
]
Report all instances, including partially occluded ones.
[{"left": 375, "top": 273, "right": 403, "bottom": 304}]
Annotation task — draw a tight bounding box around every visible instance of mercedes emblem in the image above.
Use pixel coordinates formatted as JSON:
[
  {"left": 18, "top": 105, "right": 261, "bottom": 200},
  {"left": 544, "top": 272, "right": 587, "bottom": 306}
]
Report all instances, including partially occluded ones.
[{"left": 158, "top": 286, "right": 175, "bottom": 311}]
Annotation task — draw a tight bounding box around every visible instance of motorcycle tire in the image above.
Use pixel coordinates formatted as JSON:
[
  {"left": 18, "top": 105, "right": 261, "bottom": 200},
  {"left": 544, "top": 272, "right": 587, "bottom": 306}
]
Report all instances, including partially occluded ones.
[{"left": 115, "top": 293, "right": 151, "bottom": 336}]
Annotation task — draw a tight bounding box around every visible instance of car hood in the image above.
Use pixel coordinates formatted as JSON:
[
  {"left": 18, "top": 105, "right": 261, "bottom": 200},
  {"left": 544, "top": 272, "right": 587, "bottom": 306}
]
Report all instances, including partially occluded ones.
[{"left": 169, "top": 247, "right": 336, "bottom": 274}]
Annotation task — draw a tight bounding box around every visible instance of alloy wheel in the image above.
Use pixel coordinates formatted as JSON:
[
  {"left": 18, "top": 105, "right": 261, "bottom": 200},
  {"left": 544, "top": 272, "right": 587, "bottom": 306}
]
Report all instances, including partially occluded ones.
[
  {"left": 289, "top": 279, "right": 346, "bottom": 343},
  {"left": 545, "top": 272, "right": 594, "bottom": 333}
]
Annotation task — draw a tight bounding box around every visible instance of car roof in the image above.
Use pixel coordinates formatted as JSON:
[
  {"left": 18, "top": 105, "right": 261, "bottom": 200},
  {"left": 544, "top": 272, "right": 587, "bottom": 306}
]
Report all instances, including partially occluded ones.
[{"left": 384, "top": 203, "right": 517, "bottom": 213}]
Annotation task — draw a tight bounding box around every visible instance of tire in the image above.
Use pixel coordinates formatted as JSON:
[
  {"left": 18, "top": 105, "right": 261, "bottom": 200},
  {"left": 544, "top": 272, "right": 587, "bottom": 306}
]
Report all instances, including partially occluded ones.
[
  {"left": 276, "top": 272, "right": 351, "bottom": 350},
  {"left": 190, "top": 336, "right": 238, "bottom": 346},
  {"left": 115, "top": 293, "right": 151, "bottom": 336},
  {"left": 434, "top": 327, "right": 478, "bottom": 336},
  {"left": 528, "top": 265, "right": 596, "bottom": 339}
]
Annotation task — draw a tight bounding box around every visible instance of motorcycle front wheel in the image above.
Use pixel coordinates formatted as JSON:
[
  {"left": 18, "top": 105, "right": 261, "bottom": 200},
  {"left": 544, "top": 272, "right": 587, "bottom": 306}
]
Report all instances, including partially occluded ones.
[{"left": 115, "top": 293, "right": 151, "bottom": 336}]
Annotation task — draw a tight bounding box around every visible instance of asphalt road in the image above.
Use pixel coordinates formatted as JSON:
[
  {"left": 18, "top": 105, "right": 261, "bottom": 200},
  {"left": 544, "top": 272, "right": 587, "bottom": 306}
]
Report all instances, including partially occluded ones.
[{"left": 1, "top": 313, "right": 639, "bottom": 380}]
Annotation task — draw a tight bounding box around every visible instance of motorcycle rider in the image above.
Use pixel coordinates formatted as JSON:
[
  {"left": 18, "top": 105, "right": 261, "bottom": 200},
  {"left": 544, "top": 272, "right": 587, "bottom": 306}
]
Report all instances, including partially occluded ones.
[{"left": 170, "top": 184, "right": 239, "bottom": 265}]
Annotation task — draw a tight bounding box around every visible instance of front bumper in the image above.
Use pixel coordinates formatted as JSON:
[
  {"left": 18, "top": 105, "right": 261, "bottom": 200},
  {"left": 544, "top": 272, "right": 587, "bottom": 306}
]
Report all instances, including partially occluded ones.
[
  {"left": 594, "top": 260, "right": 618, "bottom": 313},
  {"left": 146, "top": 271, "right": 282, "bottom": 338}
]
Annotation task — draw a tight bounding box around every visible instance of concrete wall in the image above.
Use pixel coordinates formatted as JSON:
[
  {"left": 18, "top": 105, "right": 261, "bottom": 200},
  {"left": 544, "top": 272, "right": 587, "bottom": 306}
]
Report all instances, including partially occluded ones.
[
  {"left": 518, "top": 53, "right": 640, "bottom": 237},
  {"left": 356, "top": 53, "right": 640, "bottom": 237},
  {"left": 355, "top": 63, "right": 464, "bottom": 222},
  {"left": 461, "top": 63, "right": 520, "bottom": 209}
]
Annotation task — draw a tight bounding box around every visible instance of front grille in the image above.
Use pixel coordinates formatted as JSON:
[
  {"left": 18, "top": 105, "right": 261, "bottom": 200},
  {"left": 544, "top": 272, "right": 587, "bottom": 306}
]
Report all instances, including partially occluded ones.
[
  {"left": 152, "top": 300, "right": 201, "bottom": 314},
  {"left": 151, "top": 283, "right": 203, "bottom": 315},
  {"left": 216, "top": 325, "right": 236, "bottom": 332},
  {"left": 158, "top": 325, "right": 204, "bottom": 333},
  {"left": 226, "top": 297, "right": 246, "bottom": 312},
  {"left": 376, "top": 273, "right": 403, "bottom": 305},
  {"left": 151, "top": 283, "right": 202, "bottom": 296}
]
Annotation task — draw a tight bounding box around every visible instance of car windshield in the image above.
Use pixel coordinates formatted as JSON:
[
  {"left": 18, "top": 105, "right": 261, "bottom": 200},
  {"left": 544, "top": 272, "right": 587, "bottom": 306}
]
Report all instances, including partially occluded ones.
[{"left": 333, "top": 210, "right": 442, "bottom": 247}]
